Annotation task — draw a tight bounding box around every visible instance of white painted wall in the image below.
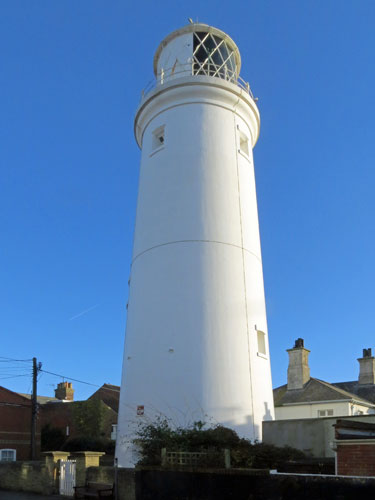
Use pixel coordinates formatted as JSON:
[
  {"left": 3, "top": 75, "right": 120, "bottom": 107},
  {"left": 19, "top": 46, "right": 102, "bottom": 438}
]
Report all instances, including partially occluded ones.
[
  {"left": 116, "top": 27, "right": 274, "bottom": 468},
  {"left": 275, "top": 401, "right": 375, "bottom": 420},
  {"left": 156, "top": 33, "right": 193, "bottom": 82},
  {"left": 264, "top": 415, "right": 375, "bottom": 458}
]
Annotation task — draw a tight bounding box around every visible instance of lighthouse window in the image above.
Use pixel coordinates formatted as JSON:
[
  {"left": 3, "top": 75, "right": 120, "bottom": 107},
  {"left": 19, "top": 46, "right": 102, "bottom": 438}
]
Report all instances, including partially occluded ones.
[
  {"left": 239, "top": 131, "right": 249, "bottom": 157},
  {"left": 192, "top": 32, "right": 237, "bottom": 82},
  {"left": 152, "top": 126, "right": 165, "bottom": 152},
  {"left": 257, "top": 330, "right": 266, "bottom": 356}
]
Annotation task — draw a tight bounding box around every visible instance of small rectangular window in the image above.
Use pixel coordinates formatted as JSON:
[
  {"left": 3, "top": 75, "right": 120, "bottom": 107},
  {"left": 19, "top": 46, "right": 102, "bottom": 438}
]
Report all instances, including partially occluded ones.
[
  {"left": 318, "top": 409, "right": 334, "bottom": 417},
  {"left": 0, "top": 449, "right": 16, "bottom": 461},
  {"left": 152, "top": 126, "right": 165, "bottom": 151},
  {"left": 257, "top": 330, "right": 266, "bottom": 356},
  {"left": 239, "top": 131, "right": 249, "bottom": 156},
  {"left": 111, "top": 424, "right": 117, "bottom": 441}
]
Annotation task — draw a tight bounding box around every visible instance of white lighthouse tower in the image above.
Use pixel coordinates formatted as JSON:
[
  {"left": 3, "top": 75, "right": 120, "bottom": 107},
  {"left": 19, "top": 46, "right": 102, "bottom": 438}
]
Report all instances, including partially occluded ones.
[{"left": 116, "top": 23, "right": 274, "bottom": 467}]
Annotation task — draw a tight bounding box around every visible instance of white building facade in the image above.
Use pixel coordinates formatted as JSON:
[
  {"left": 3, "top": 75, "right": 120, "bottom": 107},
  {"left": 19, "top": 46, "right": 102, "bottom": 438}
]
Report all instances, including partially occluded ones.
[
  {"left": 274, "top": 341, "right": 375, "bottom": 421},
  {"left": 275, "top": 399, "right": 375, "bottom": 420},
  {"left": 116, "top": 23, "right": 274, "bottom": 467}
]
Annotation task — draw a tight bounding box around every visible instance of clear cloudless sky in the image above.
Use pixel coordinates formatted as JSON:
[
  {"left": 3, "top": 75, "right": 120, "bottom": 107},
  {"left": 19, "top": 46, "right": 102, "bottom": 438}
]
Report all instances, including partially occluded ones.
[{"left": 1, "top": 1, "right": 374, "bottom": 401}]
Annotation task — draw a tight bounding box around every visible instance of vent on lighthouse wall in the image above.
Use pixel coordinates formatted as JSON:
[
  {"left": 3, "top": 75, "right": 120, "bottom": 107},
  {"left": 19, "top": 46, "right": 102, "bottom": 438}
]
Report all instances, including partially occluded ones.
[{"left": 152, "top": 125, "right": 165, "bottom": 153}]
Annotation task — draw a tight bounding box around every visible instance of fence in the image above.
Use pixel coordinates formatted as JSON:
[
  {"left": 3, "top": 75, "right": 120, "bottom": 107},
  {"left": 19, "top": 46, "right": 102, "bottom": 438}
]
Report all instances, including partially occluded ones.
[
  {"left": 141, "top": 62, "right": 255, "bottom": 101},
  {"left": 161, "top": 448, "right": 231, "bottom": 468}
]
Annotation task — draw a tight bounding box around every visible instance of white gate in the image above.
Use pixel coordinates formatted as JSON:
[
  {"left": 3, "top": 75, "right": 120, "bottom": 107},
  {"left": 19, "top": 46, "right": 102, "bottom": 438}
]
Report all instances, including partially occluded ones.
[{"left": 59, "top": 459, "right": 76, "bottom": 496}]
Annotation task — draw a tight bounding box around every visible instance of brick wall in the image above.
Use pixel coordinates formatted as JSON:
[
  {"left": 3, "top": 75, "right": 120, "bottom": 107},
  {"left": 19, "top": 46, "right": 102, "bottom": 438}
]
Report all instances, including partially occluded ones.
[
  {"left": 40, "top": 401, "right": 75, "bottom": 437},
  {"left": 0, "top": 386, "right": 40, "bottom": 460},
  {"left": 337, "top": 441, "right": 375, "bottom": 476}
]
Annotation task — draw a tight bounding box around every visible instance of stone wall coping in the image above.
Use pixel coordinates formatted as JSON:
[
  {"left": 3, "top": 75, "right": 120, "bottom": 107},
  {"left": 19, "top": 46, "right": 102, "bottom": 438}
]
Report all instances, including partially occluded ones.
[
  {"left": 136, "top": 466, "right": 269, "bottom": 476},
  {"left": 334, "top": 439, "right": 375, "bottom": 446},
  {"left": 70, "top": 451, "right": 106, "bottom": 457},
  {"left": 42, "top": 451, "right": 70, "bottom": 457}
]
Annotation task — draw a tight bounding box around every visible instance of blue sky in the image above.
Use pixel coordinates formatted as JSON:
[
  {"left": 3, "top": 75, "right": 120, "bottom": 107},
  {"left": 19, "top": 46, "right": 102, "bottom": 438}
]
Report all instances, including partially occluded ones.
[{"left": 1, "top": 1, "right": 374, "bottom": 400}]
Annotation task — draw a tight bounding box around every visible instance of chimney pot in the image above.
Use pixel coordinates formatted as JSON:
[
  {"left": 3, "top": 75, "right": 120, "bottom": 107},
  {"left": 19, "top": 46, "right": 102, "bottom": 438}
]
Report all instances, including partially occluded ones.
[
  {"left": 294, "top": 338, "right": 304, "bottom": 348},
  {"left": 55, "top": 382, "right": 74, "bottom": 401},
  {"left": 358, "top": 348, "right": 375, "bottom": 385},
  {"left": 286, "top": 340, "right": 310, "bottom": 390}
]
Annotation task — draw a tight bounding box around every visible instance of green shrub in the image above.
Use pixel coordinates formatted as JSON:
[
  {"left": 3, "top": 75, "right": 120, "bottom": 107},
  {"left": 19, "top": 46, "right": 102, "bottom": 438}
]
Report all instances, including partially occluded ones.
[
  {"left": 41, "top": 424, "right": 66, "bottom": 451},
  {"left": 61, "top": 436, "right": 115, "bottom": 454},
  {"left": 134, "top": 417, "right": 305, "bottom": 468},
  {"left": 72, "top": 399, "right": 104, "bottom": 439}
]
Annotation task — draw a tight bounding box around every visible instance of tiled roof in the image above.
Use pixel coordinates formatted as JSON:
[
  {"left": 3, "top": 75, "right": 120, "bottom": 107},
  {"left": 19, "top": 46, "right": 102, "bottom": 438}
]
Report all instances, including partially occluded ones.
[
  {"left": 274, "top": 378, "right": 375, "bottom": 407},
  {"left": 88, "top": 383, "right": 120, "bottom": 413},
  {"left": 18, "top": 393, "right": 59, "bottom": 405},
  {"left": 331, "top": 381, "right": 375, "bottom": 404}
]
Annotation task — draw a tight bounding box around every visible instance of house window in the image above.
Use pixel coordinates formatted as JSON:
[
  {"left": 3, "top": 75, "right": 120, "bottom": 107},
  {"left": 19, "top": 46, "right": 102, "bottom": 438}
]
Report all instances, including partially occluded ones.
[
  {"left": 152, "top": 126, "right": 165, "bottom": 152},
  {"left": 318, "top": 409, "right": 334, "bottom": 417},
  {"left": 0, "top": 449, "right": 16, "bottom": 461},
  {"left": 257, "top": 330, "right": 266, "bottom": 356}
]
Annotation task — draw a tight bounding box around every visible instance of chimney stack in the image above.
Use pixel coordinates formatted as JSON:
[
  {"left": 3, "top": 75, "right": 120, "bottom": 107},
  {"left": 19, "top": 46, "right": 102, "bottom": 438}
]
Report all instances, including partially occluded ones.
[
  {"left": 358, "top": 348, "right": 375, "bottom": 385},
  {"left": 55, "top": 382, "right": 74, "bottom": 401},
  {"left": 287, "top": 338, "right": 310, "bottom": 390}
]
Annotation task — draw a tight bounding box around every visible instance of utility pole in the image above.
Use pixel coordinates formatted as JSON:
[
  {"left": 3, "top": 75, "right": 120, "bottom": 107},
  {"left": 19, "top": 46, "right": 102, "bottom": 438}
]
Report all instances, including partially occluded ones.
[{"left": 30, "top": 357, "right": 37, "bottom": 460}]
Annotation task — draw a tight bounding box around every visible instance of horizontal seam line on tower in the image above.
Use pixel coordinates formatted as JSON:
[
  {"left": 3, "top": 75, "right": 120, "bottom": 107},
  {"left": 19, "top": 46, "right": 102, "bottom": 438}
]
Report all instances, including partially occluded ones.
[
  {"left": 137, "top": 100, "right": 258, "bottom": 149},
  {"left": 131, "top": 240, "right": 261, "bottom": 266}
]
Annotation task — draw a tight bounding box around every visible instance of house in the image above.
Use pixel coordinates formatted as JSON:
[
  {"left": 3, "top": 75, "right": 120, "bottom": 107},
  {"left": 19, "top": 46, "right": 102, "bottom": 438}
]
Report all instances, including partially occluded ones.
[
  {"left": 0, "top": 380, "right": 120, "bottom": 460},
  {"left": 88, "top": 383, "right": 120, "bottom": 440},
  {"left": 88, "top": 383, "right": 120, "bottom": 412},
  {"left": 262, "top": 339, "right": 375, "bottom": 457},
  {"left": 40, "top": 382, "right": 120, "bottom": 448},
  {"left": 274, "top": 339, "right": 375, "bottom": 420},
  {"left": 0, "top": 386, "right": 40, "bottom": 461}
]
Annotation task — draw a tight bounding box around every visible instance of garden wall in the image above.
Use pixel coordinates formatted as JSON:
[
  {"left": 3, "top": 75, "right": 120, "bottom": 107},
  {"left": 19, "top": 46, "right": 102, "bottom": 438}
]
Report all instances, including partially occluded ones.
[
  {"left": 135, "top": 467, "right": 375, "bottom": 500},
  {"left": 0, "top": 461, "right": 54, "bottom": 495},
  {"left": 263, "top": 415, "right": 375, "bottom": 458},
  {"left": 87, "top": 465, "right": 136, "bottom": 500},
  {"left": 1, "top": 460, "right": 375, "bottom": 499}
]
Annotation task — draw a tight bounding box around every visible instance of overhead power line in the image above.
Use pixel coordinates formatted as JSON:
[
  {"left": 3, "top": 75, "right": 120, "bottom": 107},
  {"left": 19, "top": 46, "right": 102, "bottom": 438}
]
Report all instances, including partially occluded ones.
[
  {"left": 40, "top": 369, "right": 120, "bottom": 393},
  {"left": 40, "top": 369, "right": 99, "bottom": 387},
  {"left": 0, "top": 359, "right": 119, "bottom": 394},
  {"left": 0, "top": 357, "right": 33, "bottom": 363},
  {"left": 0, "top": 374, "right": 31, "bottom": 380}
]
